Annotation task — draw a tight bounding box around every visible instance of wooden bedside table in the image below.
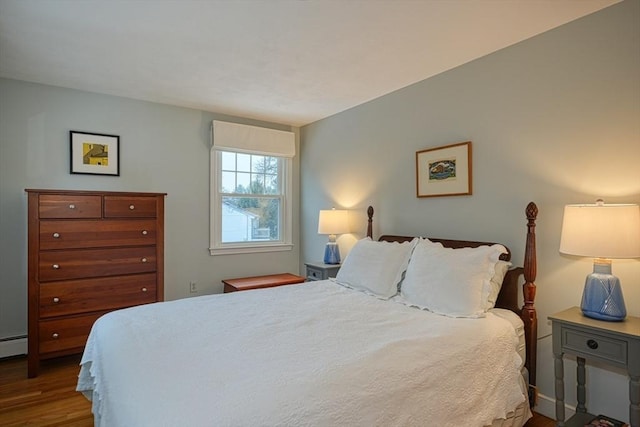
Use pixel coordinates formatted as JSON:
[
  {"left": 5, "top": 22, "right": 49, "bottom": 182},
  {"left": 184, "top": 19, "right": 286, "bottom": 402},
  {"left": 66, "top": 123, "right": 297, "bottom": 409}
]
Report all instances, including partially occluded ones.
[
  {"left": 304, "top": 262, "right": 341, "bottom": 281},
  {"left": 549, "top": 306, "right": 640, "bottom": 427},
  {"left": 222, "top": 273, "right": 306, "bottom": 293}
]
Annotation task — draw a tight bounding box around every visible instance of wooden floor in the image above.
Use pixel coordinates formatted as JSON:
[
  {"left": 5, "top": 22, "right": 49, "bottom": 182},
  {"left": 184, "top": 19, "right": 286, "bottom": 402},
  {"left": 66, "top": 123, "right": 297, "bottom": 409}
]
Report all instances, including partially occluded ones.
[
  {"left": 0, "top": 354, "right": 556, "bottom": 426},
  {"left": 0, "top": 355, "right": 92, "bottom": 426},
  {"left": 528, "top": 411, "right": 557, "bottom": 427}
]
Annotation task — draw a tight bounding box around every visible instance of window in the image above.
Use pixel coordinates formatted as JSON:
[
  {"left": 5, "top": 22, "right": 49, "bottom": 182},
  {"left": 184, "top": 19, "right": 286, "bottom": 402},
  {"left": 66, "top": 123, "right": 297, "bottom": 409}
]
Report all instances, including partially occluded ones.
[
  {"left": 210, "top": 121, "right": 294, "bottom": 255},
  {"left": 218, "top": 151, "right": 285, "bottom": 244}
]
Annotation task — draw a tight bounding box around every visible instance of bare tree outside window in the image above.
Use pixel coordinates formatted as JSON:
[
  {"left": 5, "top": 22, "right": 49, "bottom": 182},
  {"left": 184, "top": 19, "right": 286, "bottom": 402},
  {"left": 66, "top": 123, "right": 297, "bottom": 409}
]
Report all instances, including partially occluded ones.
[{"left": 220, "top": 152, "right": 283, "bottom": 243}]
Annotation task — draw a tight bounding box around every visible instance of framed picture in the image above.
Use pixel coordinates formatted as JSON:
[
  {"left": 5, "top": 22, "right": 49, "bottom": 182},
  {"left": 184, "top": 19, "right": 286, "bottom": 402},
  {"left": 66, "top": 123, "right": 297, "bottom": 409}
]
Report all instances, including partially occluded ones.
[
  {"left": 416, "top": 141, "right": 472, "bottom": 198},
  {"left": 70, "top": 131, "right": 120, "bottom": 176}
]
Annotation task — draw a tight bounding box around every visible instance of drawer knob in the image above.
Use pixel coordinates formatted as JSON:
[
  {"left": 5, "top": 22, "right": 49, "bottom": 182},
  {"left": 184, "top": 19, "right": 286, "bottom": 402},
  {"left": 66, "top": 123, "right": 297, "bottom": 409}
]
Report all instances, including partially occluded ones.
[
  {"left": 142, "top": 230, "right": 148, "bottom": 235},
  {"left": 69, "top": 204, "right": 75, "bottom": 209},
  {"left": 52, "top": 333, "right": 59, "bottom": 339},
  {"left": 141, "top": 257, "right": 147, "bottom": 263},
  {"left": 53, "top": 297, "right": 60, "bottom": 303},
  {"left": 53, "top": 232, "right": 60, "bottom": 238},
  {"left": 141, "top": 287, "right": 148, "bottom": 292},
  {"left": 52, "top": 264, "right": 60, "bottom": 269},
  {"left": 587, "top": 339, "right": 599, "bottom": 350},
  {"left": 129, "top": 204, "right": 135, "bottom": 210}
]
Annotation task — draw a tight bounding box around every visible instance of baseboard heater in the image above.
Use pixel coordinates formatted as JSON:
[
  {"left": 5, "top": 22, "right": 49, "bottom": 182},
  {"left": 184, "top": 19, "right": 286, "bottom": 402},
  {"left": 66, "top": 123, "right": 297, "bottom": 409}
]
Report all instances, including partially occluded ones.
[{"left": 0, "top": 335, "right": 28, "bottom": 359}]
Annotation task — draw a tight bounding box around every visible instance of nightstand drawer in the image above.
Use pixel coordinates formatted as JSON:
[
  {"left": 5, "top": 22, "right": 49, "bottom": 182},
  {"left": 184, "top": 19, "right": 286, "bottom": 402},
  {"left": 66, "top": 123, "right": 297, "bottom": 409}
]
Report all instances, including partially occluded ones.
[
  {"left": 562, "top": 326, "right": 627, "bottom": 365},
  {"left": 305, "top": 262, "right": 340, "bottom": 281},
  {"left": 306, "top": 266, "right": 325, "bottom": 281}
]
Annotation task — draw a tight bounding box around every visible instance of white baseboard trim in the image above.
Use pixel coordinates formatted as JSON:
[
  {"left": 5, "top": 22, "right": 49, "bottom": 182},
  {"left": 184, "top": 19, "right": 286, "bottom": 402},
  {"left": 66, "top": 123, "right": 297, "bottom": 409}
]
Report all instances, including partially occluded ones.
[
  {"left": 0, "top": 336, "right": 27, "bottom": 358},
  {"left": 535, "top": 392, "right": 576, "bottom": 420}
]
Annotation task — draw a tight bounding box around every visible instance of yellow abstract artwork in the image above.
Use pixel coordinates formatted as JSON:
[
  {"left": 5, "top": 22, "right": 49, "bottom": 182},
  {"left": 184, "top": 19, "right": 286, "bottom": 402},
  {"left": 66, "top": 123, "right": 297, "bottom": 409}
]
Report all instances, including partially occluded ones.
[{"left": 82, "top": 143, "right": 109, "bottom": 166}]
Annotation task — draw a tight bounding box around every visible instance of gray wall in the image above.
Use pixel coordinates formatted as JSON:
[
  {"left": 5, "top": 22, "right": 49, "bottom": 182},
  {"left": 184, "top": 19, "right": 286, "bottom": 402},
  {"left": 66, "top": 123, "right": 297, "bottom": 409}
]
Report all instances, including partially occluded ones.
[
  {"left": 0, "top": 79, "right": 300, "bottom": 344},
  {"left": 0, "top": 0, "right": 638, "bottom": 421},
  {"left": 301, "top": 0, "right": 639, "bottom": 421}
]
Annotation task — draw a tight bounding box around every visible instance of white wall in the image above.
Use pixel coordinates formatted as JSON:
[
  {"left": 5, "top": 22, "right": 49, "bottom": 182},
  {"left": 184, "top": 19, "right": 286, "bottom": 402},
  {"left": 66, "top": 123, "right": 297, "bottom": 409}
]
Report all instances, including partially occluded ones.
[
  {"left": 0, "top": 79, "right": 300, "bottom": 348},
  {"left": 301, "top": 0, "right": 639, "bottom": 422}
]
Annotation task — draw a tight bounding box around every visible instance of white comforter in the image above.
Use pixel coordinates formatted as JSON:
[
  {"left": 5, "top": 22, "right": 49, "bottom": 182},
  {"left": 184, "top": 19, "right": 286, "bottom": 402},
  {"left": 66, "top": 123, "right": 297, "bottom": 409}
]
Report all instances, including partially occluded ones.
[{"left": 77, "top": 280, "right": 527, "bottom": 427}]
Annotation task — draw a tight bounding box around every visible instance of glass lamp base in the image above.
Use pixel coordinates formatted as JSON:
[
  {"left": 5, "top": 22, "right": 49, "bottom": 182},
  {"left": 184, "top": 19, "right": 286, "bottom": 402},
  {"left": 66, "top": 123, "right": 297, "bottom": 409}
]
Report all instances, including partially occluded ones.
[
  {"left": 323, "top": 242, "right": 341, "bottom": 264},
  {"left": 580, "top": 267, "right": 626, "bottom": 322}
]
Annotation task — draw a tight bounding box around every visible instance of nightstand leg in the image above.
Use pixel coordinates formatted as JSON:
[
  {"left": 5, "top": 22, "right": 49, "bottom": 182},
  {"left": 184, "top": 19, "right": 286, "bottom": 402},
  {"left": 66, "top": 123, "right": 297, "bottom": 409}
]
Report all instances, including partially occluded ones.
[
  {"left": 554, "top": 351, "right": 565, "bottom": 426},
  {"left": 577, "top": 357, "right": 587, "bottom": 414},
  {"left": 630, "top": 373, "right": 639, "bottom": 427},
  {"left": 631, "top": 339, "right": 639, "bottom": 427}
]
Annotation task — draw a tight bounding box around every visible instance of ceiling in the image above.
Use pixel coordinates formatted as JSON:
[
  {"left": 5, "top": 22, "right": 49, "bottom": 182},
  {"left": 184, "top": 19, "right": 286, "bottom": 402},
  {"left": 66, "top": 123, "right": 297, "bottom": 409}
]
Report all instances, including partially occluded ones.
[{"left": 0, "top": 0, "right": 619, "bottom": 127}]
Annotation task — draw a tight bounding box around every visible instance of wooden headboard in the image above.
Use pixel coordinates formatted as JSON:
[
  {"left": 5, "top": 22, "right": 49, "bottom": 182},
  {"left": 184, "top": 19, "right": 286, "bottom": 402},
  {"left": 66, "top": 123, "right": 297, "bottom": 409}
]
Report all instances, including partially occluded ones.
[{"left": 365, "top": 203, "right": 539, "bottom": 387}]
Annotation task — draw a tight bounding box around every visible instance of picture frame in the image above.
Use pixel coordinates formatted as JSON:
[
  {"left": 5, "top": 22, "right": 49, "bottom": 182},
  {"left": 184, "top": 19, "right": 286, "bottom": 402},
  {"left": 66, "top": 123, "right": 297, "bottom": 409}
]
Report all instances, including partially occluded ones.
[
  {"left": 416, "top": 141, "right": 472, "bottom": 198},
  {"left": 70, "top": 131, "right": 120, "bottom": 176},
  {"left": 585, "top": 414, "right": 628, "bottom": 427}
]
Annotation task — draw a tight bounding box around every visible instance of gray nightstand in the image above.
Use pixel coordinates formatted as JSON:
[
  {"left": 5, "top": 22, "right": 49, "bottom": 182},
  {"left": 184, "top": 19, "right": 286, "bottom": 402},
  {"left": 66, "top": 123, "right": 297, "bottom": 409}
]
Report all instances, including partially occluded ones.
[
  {"left": 549, "top": 306, "right": 640, "bottom": 427},
  {"left": 304, "top": 262, "right": 341, "bottom": 281}
]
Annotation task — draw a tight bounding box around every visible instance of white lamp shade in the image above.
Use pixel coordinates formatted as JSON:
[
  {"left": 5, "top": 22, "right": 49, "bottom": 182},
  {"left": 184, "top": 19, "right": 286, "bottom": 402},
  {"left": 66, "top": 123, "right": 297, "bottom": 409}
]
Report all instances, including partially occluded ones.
[
  {"left": 559, "top": 203, "right": 640, "bottom": 259},
  {"left": 318, "top": 209, "right": 350, "bottom": 235}
]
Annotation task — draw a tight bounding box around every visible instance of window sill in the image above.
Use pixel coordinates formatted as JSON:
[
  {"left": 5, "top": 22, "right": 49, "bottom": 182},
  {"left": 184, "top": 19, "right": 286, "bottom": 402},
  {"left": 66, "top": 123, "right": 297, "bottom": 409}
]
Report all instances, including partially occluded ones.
[{"left": 209, "top": 243, "right": 293, "bottom": 256}]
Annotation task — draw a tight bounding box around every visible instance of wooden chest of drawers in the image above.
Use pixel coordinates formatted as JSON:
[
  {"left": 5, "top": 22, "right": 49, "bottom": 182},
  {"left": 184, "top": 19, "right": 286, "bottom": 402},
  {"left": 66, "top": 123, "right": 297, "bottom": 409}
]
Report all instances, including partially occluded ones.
[{"left": 26, "top": 189, "right": 166, "bottom": 377}]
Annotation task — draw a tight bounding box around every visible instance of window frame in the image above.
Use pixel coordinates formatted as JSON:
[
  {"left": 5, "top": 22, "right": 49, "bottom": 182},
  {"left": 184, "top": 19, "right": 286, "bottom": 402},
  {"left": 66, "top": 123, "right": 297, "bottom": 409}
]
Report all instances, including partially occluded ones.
[{"left": 210, "top": 148, "right": 293, "bottom": 255}]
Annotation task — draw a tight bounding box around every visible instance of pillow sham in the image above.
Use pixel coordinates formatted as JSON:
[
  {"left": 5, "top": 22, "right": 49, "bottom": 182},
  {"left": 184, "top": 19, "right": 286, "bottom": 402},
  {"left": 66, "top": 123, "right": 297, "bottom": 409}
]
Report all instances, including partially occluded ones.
[
  {"left": 485, "top": 260, "right": 512, "bottom": 310},
  {"left": 400, "top": 239, "right": 507, "bottom": 317},
  {"left": 335, "top": 237, "right": 418, "bottom": 299}
]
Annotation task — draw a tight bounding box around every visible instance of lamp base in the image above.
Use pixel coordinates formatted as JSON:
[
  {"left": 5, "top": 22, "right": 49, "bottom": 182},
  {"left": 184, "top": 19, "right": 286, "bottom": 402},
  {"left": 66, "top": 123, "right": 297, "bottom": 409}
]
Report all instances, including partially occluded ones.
[
  {"left": 580, "top": 261, "right": 626, "bottom": 322},
  {"left": 323, "top": 242, "right": 341, "bottom": 264}
]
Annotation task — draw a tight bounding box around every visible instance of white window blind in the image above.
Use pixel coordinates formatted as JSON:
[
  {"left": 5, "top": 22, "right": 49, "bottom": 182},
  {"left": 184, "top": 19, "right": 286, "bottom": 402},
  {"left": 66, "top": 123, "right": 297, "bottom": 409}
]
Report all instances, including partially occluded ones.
[{"left": 212, "top": 120, "right": 295, "bottom": 158}]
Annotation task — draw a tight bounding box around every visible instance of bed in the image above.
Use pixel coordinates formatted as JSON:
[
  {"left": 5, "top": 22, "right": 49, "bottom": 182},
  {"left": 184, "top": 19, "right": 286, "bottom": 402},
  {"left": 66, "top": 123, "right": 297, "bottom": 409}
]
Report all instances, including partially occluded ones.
[{"left": 77, "top": 202, "right": 539, "bottom": 427}]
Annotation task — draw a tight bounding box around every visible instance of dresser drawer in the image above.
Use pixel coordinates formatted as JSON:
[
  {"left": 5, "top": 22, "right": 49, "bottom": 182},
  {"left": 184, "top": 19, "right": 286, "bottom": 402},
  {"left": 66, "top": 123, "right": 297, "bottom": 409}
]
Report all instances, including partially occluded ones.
[
  {"left": 39, "top": 312, "right": 105, "bottom": 355},
  {"left": 40, "top": 219, "right": 157, "bottom": 250},
  {"left": 39, "top": 247, "right": 157, "bottom": 282},
  {"left": 104, "top": 196, "right": 157, "bottom": 218},
  {"left": 39, "top": 273, "right": 157, "bottom": 318},
  {"left": 39, "top": 194, "right": 102, "bottom": 219},
  {"left": 562, "top": 326, "right": 627, "bottom": 365}
]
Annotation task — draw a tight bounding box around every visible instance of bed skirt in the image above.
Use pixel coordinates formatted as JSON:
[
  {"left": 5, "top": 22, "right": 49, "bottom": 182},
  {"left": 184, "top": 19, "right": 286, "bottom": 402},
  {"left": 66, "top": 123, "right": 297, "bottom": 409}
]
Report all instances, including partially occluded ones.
[
  {"left": 488, "top": 398, "right": 532, "bottom": 427},
  {"left": 89, "top": 396, "right": 532, "bottom": 427}
]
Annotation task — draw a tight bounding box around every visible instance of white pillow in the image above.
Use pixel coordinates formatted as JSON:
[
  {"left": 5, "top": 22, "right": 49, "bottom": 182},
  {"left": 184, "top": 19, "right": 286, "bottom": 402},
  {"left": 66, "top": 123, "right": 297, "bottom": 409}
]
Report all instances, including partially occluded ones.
[
  {"left": 335, "top": 237, "right": 418, "bottom": 299},
  {"left": 400, "top": 239, "right": 507, "bottom": 317},
  {"left": 485, "top": 260, "right": 512, "bottom": 310}
]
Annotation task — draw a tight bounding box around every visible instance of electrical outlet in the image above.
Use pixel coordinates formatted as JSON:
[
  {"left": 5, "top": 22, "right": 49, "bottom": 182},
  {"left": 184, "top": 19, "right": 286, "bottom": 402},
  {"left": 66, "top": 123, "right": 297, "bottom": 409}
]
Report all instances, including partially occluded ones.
[{"left": 189, "top": 281, "right": 197, "bottom": 293}]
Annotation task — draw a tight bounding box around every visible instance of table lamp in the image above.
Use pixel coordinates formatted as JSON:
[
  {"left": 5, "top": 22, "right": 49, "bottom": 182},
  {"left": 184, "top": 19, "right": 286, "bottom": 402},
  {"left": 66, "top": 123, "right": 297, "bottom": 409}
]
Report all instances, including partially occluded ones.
[
  {"left": 559, "top": 200, "right": 640, "bottom": 321},
  {"left": 318, "top": 208, "right": 349, "bottom": 264}
]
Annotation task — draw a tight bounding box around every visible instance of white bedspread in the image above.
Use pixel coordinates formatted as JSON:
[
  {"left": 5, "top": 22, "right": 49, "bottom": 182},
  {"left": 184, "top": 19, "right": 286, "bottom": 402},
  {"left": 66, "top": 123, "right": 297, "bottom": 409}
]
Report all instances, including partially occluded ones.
[{"left": 77, "top": 280, "right": 526, "bottom": 427}]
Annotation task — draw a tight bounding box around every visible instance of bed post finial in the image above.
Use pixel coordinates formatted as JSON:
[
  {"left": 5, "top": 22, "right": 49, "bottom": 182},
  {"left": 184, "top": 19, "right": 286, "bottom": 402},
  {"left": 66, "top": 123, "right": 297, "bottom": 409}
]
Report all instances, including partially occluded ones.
[
  {"left": 367, "top": 206, "right": 374, "bottom": 239},
  {"left": 523, "top": 201, "right": 538, "bottom": 387}
]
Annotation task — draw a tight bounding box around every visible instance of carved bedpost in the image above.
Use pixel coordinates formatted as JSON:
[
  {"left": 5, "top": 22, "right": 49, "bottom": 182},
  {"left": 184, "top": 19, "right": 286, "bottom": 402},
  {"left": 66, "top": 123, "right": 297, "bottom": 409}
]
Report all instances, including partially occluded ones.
[
  {"left": 523, "top": 202, "right": 538, "bottom": 387},
  {"left": 367, "top": 206, "right": 374, "bottom": 239}
]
